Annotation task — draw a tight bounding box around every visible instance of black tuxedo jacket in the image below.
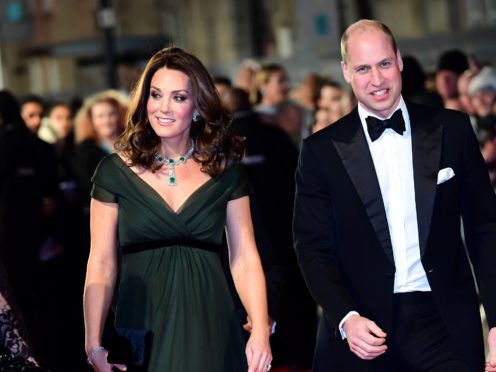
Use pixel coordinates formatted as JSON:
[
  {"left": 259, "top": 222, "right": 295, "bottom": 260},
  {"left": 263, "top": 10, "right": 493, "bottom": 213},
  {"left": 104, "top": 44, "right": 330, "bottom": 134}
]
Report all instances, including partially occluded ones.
[{"left": 293, "top": 102, "right": 496, "bottom": 371}]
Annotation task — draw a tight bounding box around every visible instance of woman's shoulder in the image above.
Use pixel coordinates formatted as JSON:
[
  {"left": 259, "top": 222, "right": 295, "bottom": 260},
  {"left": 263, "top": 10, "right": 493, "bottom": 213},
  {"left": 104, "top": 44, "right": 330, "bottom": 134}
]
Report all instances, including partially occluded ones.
[
  {"left": 92, "top": 153, "right": 127, "bottom": 182},
  {"left": 96, "top": 152, "right": 121, "bottom": 168},
  {"left": 218, "top": 162, "right": 250, "bottom": 198}
]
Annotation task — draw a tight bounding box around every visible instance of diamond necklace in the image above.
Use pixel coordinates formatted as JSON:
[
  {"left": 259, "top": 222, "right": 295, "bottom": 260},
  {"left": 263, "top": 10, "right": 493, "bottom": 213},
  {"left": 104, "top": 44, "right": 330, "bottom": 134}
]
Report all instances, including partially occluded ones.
[{"left": 155, "top": 139, "right": 195, "bottom": 186}]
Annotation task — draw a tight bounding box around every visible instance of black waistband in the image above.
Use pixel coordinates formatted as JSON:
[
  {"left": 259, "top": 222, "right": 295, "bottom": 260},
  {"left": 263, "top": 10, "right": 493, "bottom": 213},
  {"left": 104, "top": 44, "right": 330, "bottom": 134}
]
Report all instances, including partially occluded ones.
[
  {"left": 121, "top": 239, "right": 222, "bottom": 255},
  {"left": 393, "top": 291, "right": 433, "bottom": 305}
]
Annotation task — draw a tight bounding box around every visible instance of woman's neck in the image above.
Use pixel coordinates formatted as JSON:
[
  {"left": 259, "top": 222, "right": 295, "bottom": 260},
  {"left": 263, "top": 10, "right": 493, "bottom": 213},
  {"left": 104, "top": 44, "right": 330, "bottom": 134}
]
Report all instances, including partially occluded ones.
[{"left": 160, "top": 136, "right": 192, "bottom": 159}]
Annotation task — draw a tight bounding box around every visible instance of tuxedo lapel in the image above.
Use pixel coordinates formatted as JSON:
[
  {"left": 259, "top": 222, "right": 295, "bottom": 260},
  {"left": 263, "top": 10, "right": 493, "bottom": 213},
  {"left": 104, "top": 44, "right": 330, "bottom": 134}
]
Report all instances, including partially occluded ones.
[
  {"left": 408, "top": 103, "right": 443, "bottom": 256},
  {"left": 331, "top": 110, "right": 394, "bottom": 264}
]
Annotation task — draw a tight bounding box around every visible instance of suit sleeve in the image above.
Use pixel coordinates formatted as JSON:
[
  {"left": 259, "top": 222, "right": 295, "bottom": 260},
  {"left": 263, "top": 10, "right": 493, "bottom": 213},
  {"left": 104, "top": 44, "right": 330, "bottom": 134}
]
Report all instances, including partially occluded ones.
[
  {"left": 293, "top": 139, "right": 355, "bottom": 328},
  {"left": 460, "top": 118, "right": 496, "bottom": 328}
]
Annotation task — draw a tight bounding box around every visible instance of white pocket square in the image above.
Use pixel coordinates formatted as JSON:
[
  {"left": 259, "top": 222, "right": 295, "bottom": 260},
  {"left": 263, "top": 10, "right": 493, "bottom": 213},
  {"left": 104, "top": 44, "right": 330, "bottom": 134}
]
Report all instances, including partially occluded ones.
[{"left": 437, "top": 167, "right": 455, "bottom": 185}]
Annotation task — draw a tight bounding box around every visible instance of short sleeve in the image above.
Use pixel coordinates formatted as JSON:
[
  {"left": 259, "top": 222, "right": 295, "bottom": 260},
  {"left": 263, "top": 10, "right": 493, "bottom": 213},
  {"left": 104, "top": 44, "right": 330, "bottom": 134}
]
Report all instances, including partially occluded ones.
[
  {"left": 90, "top": 154, "right": 119, "bottom": 203},
  {"left": 91, "top": 183, "right": 117, "bottom": 203},
  {"left": 229, "top": 164, "right": 250, "bottom": 200}
]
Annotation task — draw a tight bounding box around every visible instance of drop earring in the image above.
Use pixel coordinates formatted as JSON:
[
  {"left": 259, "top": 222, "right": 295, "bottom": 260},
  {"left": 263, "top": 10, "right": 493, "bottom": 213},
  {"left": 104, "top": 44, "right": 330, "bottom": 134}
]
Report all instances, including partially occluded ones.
[{"left": 193, "top": 111, "right": 200, "bottom": 122}]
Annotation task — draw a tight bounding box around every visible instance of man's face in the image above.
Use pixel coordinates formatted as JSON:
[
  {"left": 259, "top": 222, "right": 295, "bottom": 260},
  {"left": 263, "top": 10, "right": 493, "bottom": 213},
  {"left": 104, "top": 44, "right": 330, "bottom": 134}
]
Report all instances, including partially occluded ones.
[
  {"left": 263, "top": 70, "right": 290, "bottom": 105},
  {"left": 21, "top": 102, "right": 44, "bottom": 134},
  {"left": 435, "top": 70, "right": 459, "bottom": 101},
  {"left": 341, "top": 28, "right": 403, "bottom": 119}
]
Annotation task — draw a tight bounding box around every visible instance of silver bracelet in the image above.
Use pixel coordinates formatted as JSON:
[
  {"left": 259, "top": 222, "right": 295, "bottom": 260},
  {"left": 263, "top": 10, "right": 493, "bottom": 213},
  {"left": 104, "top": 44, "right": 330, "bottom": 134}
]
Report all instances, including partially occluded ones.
[{"left": 86, "top": 345, "right": 106, "bottom": 365}]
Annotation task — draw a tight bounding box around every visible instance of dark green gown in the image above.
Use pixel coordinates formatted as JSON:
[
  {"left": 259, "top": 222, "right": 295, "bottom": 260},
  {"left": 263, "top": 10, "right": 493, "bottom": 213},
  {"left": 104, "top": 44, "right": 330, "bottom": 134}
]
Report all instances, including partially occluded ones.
[{"left": 91, "top": 154, "right": 248, "bottom": 371}]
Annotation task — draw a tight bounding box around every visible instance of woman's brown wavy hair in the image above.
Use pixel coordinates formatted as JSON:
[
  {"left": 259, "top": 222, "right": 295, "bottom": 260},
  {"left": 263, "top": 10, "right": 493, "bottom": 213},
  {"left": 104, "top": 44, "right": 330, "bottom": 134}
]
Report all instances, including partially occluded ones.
[{"left": 116, "top": 47, "right": 244, "bottom": 177}]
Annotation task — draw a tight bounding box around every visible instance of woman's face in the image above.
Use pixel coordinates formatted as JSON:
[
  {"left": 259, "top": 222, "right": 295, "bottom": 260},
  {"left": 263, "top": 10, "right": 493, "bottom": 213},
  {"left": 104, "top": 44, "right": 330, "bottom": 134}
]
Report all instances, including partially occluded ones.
[
  {"left": 146, "top": 67, "right": 196, "bottom": 141},
  {"left": 90, "top": 101, "right": 120, "bottom": 140},
  {"left": 50, "top": 105, "right": 73, "bottom": 138},
  {"left": 472, "top": 89, "right": 496, "bottom": 117},
  {"left": 263, "top": 70, "right": 290, "bottom": 104},
  {"left": 318, "top": 86, "right": 343, "bottom": 115}
]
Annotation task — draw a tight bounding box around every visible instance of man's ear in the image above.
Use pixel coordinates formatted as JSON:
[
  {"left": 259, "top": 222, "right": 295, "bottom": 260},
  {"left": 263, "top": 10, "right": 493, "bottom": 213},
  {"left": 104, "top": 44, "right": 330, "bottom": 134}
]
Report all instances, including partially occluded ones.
[
  {"left": 397, "top": 49, "right": 403, "bottom": 72},
  {"left": 341, "top": 61, "right": 351, "bottom": 84}
]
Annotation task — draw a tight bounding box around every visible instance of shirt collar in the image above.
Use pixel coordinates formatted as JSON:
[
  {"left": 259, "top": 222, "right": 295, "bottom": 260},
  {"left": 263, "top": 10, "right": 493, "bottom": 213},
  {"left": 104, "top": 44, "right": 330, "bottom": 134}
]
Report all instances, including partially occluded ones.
[{"left": 358, "top": 96, "right": 410, "bottom": 142}]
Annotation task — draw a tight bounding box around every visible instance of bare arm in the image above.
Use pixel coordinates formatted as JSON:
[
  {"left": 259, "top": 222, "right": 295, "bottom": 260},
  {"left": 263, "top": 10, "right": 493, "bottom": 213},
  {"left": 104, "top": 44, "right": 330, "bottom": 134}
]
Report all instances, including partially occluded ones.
[
  {"left": 226, "top": 196, "right": 272, "bottom": 372},
  {"left": 83, "top": 198, "right": 125, "bottom": 371}
]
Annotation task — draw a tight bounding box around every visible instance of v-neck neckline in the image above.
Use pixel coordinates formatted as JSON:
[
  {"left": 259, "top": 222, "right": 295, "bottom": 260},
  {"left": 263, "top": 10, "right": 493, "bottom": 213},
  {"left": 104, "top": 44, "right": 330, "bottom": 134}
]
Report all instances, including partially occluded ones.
[{"left": 113, "top": 154, "right": 218, "bottom": 215}]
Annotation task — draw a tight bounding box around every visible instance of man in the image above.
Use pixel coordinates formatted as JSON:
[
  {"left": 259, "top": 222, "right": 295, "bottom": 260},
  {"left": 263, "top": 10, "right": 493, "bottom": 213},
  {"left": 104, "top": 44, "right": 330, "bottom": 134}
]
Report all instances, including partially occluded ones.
[
  {"left": 19, "top": 95, "right": 45, "bottom": 134},
  {"left": 293, "top": 19, "right": 496, "bottom": 372},
  {"left": 435, "top": 49, "right": 469, "bottom": 110}
]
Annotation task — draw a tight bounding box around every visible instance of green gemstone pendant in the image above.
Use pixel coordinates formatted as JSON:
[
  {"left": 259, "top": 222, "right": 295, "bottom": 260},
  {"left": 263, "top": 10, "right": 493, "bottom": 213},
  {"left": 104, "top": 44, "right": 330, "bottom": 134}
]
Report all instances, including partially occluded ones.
[{"left": 154, "top": 139, "right": 195, "bottom": 187}]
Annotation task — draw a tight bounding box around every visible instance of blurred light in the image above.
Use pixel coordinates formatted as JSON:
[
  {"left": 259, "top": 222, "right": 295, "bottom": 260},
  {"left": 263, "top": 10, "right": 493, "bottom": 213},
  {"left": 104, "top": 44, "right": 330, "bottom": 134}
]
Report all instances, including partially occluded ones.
[
  {"left": 314, "top": 14, "right": 329, "bottom": 35},
  {"left": 97, "top": 8, "right": 116, "bottom": 29},
  {"left": 276, "top": 27, "right": 293, "bottom": 58},
  {"left": 6, "top": 0, "right": 23, "bottom": 22}
]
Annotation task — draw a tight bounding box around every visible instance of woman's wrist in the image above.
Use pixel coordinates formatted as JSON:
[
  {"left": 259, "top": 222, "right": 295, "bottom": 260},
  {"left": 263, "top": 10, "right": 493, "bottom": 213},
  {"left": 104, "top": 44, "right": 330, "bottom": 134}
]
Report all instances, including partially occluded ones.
[
  {"left": 85, "top": 336, "right": 103, "bottom": 354},
  {"left": 86, "top": 345, "right": 106, "bottom": 365},
  {"left": 250, "top": 322, "right": 271, "bottom": 337}
]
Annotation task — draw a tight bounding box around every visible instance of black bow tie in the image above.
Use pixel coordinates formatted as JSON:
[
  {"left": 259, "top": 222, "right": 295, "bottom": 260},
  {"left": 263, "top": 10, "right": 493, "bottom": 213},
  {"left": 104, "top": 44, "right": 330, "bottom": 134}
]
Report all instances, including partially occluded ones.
[{"left": 365, "top": 109, "right": 405, "bottom": 142}]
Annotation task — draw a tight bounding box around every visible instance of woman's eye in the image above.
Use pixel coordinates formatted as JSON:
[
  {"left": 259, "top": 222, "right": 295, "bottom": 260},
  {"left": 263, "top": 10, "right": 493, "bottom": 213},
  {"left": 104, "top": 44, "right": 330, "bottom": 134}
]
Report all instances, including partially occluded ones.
[
  {"left": 150, "top": 91, "right": 161, "bottom": 99},
  {"left": 174, "top": 95, "right": 187, "bottom": 102}
]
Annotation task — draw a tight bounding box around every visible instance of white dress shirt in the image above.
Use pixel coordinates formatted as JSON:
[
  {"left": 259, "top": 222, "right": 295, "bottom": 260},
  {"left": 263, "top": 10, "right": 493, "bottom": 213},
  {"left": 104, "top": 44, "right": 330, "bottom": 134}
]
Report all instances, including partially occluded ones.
[{"left": 339, "top": 97, "right": 431, "bottom": 338}]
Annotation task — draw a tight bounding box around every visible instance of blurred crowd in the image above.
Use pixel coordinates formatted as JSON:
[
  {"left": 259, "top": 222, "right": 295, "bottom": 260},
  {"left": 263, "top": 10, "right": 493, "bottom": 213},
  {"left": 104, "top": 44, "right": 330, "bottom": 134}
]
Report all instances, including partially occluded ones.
[{"left": 0, "top": 46, "right": 495, "bottom": 372}]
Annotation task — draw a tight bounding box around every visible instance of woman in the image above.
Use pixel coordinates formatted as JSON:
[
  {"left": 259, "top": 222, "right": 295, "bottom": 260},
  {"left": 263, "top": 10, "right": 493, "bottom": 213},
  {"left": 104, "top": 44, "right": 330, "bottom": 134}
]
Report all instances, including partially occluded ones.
[
  {"left": 83, "top": 47, "right": 272, "bottom": 372},
  {"left": 312, "top": 80, "right": 345, "bottom": 134},
  {"left": 73, "top": 90, "right": 128, "bottom": 208}
]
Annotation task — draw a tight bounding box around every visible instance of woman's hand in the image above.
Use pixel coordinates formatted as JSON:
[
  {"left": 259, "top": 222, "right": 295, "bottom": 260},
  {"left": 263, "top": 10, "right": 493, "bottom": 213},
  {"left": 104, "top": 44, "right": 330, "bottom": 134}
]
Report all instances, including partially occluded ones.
[
  {"left": 246, "top": 329, "right": 272, "bottom": 372},
  {"left": 87, "top": 348, "right": 127, "bottom": 372}
]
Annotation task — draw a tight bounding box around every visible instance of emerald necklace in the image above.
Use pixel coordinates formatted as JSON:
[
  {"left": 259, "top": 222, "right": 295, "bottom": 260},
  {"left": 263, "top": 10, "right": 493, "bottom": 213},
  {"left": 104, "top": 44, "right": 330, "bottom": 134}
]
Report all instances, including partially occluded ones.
[{"left": 155, "top": 140, "right": 195, "bottom": 186}]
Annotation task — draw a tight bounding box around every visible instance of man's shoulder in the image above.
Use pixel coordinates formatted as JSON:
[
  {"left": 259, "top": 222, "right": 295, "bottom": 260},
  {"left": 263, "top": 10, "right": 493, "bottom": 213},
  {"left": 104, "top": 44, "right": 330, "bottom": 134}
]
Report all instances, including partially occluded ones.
[
  {"left": 407, "top": 101, "right": 471, "bottom": 135},
  {"left": 407, "top": 101, "right": 469, "bottom": 122}
]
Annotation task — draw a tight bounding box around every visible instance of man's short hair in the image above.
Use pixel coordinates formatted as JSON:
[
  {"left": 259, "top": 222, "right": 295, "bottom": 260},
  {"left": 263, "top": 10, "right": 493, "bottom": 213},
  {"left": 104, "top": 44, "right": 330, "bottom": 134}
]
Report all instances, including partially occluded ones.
[{"left": 341, "top": 19, "right": 398, "bottom": 63}]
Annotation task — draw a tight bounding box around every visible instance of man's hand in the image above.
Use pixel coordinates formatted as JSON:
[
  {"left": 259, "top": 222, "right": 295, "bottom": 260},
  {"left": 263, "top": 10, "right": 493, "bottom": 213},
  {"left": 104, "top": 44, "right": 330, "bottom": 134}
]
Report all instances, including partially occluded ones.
[
  {"left": 343, "top": 314, "right": 387, "bottom": 360},
  {"left": 486, "top": 327, "right": 496, "bottom": 372}
]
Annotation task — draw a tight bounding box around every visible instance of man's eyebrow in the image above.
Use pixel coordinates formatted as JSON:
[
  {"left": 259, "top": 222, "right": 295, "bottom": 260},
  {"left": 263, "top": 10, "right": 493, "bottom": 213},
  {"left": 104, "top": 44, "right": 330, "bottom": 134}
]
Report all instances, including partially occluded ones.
[{"left": 353, "top": 63, "right": 370, "bottom": 70}]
